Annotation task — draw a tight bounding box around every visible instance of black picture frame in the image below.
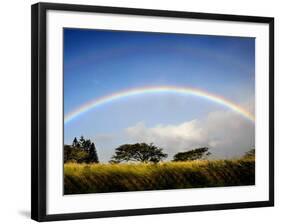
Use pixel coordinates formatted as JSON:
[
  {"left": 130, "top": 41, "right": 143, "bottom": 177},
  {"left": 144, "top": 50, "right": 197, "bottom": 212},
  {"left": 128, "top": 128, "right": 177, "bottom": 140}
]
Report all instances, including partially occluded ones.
[{"left": 31, "top": 2, "right": 274, "bottom": 222}]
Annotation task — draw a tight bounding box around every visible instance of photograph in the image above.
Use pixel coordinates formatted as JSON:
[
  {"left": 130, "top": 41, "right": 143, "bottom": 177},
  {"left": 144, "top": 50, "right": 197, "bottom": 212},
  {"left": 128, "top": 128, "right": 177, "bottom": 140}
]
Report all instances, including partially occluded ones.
[{"left": 63, "top": 28, "right": 255, "bottom": 195}]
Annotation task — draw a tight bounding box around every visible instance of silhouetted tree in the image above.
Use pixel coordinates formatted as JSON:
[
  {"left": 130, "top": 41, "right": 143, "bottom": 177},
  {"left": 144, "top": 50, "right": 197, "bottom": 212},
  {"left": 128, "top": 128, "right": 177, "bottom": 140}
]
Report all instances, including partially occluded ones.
[
  {"left": 173, "top": 147, "right": 211, "bottom": 161},
  {"left": 84, "top": 139, "right": 91, "bottom": 151},
  {"left": 110, "top": 143, "right": 167, "bottom": 163},
  {"left": 87, "top": 142, "right": 99, "bottom": 163},
  {"left": 64, "top": 145, "right": 89, "bottom": 163},
  {"left": 79, "top": 136, "right": 86, "bottom": 149},
  {"left": 64, "top": 136, "right": 99, "bottom": 163},
  {"left": 72, "top": 137, "right": 79, "bottom": 148}
]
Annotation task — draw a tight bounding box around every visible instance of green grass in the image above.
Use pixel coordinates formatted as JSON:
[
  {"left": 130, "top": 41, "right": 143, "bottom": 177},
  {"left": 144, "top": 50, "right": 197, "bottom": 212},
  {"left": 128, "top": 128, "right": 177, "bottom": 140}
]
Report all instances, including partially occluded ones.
[{"left": 64, "top": 158, "right": 255, "bottom": 194}]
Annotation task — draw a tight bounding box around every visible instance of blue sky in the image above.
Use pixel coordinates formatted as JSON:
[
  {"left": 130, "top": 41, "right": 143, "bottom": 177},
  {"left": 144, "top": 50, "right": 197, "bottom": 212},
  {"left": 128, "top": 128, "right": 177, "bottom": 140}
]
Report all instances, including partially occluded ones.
[{"left": 64, "top": 28, "right": 255, "bottom": 162}]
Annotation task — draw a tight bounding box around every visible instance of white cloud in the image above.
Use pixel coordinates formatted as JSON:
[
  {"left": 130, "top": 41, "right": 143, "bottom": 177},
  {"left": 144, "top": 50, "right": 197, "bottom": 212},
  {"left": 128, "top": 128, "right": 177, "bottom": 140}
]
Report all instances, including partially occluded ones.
[{"left": 125, "top": 110, "right": 255, "bottom": 159}]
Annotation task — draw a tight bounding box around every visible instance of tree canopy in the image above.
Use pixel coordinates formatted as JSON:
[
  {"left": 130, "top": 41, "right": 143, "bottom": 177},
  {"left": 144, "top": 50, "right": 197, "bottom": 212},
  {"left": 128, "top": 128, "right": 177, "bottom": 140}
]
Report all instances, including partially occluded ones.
[
  {"left": 87, "top": 142, "right": 99, "bottom": 163},
  {"left": 64, "top": 136, "right": 99, "bottom": 163},
  {"left": 110, "top": 143, "right": 167, "bottom": 163},
  {"left": 173, "top": 147, "right": 211, "bottom": 161}
]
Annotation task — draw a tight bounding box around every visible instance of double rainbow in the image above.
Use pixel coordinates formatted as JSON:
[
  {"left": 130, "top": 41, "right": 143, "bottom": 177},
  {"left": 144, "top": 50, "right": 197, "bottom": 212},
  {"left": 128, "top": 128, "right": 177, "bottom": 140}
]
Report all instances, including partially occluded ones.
[{"left": 65, "top": 86, "right": 255, "bottom": 124}]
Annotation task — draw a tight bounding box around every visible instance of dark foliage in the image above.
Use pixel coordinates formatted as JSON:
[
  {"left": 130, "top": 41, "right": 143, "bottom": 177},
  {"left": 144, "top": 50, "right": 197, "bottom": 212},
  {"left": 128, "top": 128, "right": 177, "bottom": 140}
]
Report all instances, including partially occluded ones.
[
  {"left": 64, "top": 136, "right": 99, "bottom": 163},
  {"left": 110, "top": 143, "right": 167, "bottom": 163},
  {"left": 72, "top": 137, "right": 79, "bottom": 148},
  {"left": 64, "top": 145, "right": 89, "bottom": 163},
  {"left": 173, "top": 147, "right": 211, "bottom": 161},
  {"left": 87, "top": 142, "right": 99, "bottom": 163}
]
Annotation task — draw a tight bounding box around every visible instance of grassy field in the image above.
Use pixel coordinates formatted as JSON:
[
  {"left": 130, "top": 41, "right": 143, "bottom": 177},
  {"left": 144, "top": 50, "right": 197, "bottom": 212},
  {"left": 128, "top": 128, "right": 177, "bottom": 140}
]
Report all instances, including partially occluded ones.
[{"left": 64, "top": 158, "right": 255, "bottom": 194}]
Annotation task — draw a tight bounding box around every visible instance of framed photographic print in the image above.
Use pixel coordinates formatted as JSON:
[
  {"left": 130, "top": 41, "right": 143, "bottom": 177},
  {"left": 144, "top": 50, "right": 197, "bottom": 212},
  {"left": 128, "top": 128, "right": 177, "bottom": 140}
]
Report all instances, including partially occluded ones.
[{"left": 31, "top": 2, "right": 274, "bottom": 222}]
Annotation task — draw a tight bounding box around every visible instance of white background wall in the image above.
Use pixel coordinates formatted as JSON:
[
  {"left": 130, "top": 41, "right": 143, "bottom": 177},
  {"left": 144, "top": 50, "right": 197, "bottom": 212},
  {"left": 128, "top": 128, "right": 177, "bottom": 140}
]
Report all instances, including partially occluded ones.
[{"left": 0, "top": 0, "right": 279, "bottom": 223}]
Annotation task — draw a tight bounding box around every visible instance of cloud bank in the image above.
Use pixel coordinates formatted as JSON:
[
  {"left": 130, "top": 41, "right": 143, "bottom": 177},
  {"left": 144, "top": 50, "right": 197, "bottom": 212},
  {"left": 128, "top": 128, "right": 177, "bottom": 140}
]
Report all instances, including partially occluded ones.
[{"left": 125, "top": 110, "right": 254, "bottom": 159}]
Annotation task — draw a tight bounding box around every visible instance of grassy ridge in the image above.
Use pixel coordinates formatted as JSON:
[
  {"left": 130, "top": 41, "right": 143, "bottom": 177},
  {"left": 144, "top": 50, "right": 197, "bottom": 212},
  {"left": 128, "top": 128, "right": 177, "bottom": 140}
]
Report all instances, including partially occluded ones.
[{"left": 64, "top": 158, "right": 255, "bottom": 194}]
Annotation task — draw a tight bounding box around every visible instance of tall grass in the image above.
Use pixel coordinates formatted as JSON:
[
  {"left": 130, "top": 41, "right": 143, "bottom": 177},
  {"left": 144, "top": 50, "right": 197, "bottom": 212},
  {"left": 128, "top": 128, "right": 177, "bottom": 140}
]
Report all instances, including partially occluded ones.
[{"left": 64, "top": 158, "right": 255, "bottom": 194}]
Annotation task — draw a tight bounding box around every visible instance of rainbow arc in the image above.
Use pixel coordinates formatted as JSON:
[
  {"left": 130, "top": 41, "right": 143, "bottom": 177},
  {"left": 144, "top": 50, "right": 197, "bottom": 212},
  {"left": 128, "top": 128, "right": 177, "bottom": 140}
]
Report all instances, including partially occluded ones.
[{"left": 65, "top": 86, "right": 255, "bottom": 124}]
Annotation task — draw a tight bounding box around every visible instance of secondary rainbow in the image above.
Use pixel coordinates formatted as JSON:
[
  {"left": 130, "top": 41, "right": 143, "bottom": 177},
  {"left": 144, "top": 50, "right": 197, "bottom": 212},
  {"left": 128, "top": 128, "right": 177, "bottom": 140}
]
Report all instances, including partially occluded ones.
[{"left": 65, "top": 86, "right": 255, "bottom": 124}]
